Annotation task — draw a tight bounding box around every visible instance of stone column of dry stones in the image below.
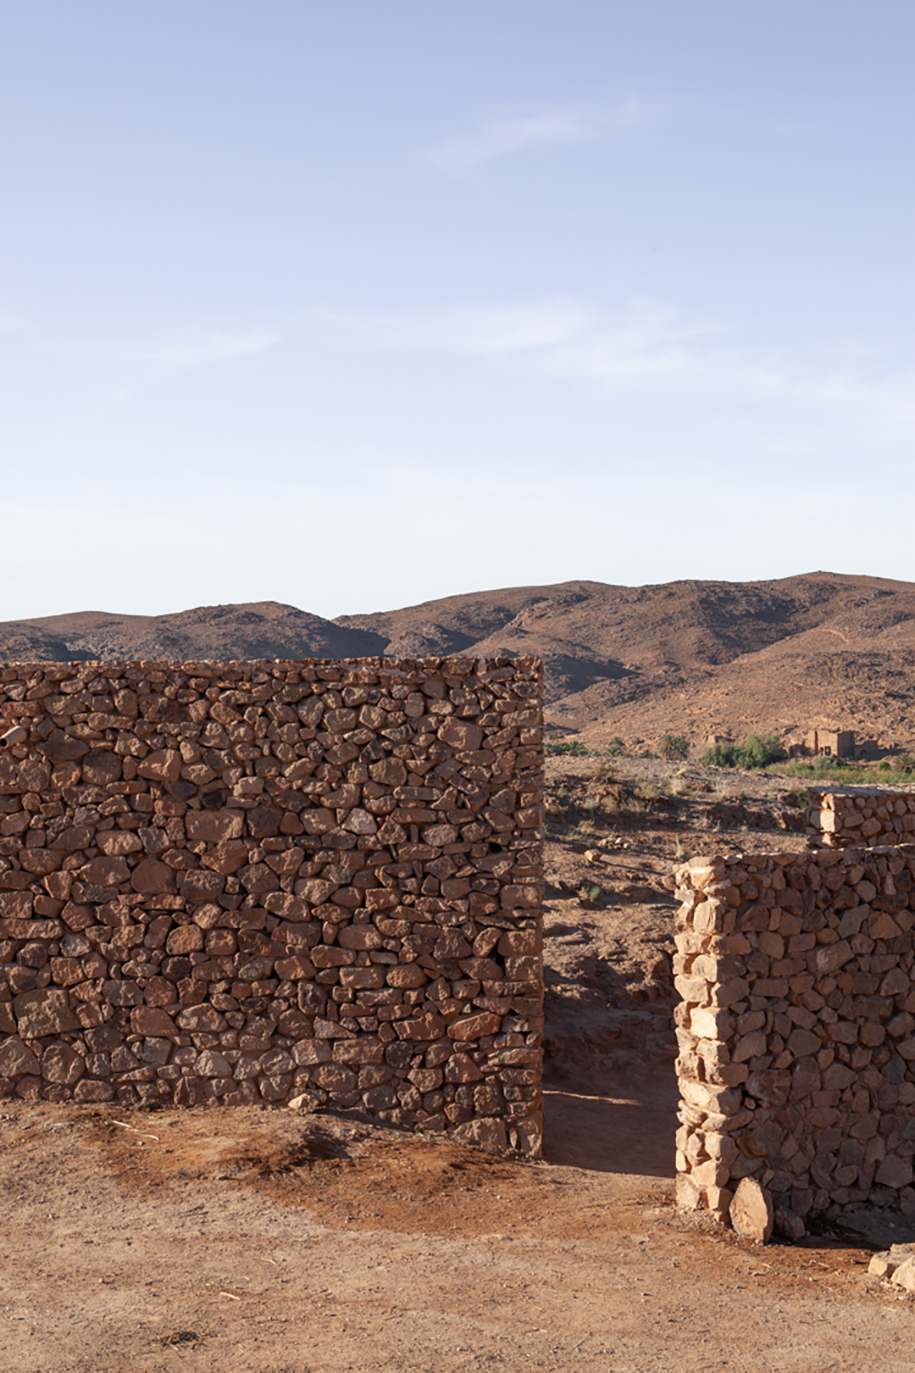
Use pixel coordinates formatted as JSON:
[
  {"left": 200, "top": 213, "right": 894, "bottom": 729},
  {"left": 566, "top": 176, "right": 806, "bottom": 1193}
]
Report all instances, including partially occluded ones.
[
  {"left": 674, "top": 845, "right": 915, "bottom": 1226},
  {"left": 806, "top": 790, "right": 915, "bottom": 849},
  {"left": 0, "top": 658, "right": 544, "bottom": 1157}
]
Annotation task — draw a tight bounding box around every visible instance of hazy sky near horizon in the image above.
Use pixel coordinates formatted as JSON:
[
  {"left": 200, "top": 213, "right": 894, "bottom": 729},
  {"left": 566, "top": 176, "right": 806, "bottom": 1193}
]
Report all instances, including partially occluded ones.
[{"left": 2, "top": 1, "right": 914, "bottom": 622}]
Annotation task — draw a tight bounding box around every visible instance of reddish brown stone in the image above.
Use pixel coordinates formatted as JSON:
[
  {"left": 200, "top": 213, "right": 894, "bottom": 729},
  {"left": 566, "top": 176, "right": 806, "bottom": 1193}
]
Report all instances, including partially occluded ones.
[
  {"left": 387, "top": 964, "right": 427, "bottom": 989},
  {"left": 448, "top": 1012, "right": 501, "bottom": 1042},
  {"left": 137, "top": 749, "right": 182, "bottom": 783},
  {"left": 176, "top": 1004, "right": 226, "bottom": 1032},
  {"left": 0, "top": 1038, "right": 40, "bottom": 1078},
  {"left": 444, "top": 1054, "right": 484, "bottom": 1083},
  {"left": 438, "top": 719, "right": 483, "bottom": 752},
  {"left": 41, "top": 1043, "right": 85, "bottom": 1085},
  {"left": 311, "top": 947, "right": 355, "bottom": 968},
  {"left": 80, "top": 857, "right": 131, "bottom": 889},
  {"left": 98, "top": 831, "right": 143, "bottom": 856},
  {"left": 202, "top": 840, "right": 249, "bottom": 875},
  {"left": 74, "top": 1080, "right": 115, "bottom": 1102},
  {"left": 180, "top": 870, "right": 226, "bottom": 900},
  {"left": 166, "top": 924, "right": 205, "bottom": 955},
  {"left": 185, "top": 810, "right": 245, "bottom": 843},
  {"left": 131, "top": 859, "right": 176, "bottom": 894},
  {"left": 130, "top": 1006, "right": 179, "bottom": 1037},
  {"left": 497, "top": 928, "right": 542, "bottom": 955},
  {"left": 14, "top": 989, "right": 80, "bottom": 1037},
  {"left": 397, "top": 1012, "right": 446, "bottom": 1041},
  {"left": 81, "top": 750, "right": 122, "bottom": 785}
]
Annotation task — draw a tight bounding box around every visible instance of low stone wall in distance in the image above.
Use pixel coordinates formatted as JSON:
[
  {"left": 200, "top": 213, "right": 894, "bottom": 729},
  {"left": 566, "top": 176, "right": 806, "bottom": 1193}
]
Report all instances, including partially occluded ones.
[
  {"left": 0, "top": 658, "right": 544, "bottom": 1157},
  {"left": 806, "top": 788, "right": 915, "bottom": 848},
  {"left": 675, "top": 845, "right": 915, "bottom": 1225}
]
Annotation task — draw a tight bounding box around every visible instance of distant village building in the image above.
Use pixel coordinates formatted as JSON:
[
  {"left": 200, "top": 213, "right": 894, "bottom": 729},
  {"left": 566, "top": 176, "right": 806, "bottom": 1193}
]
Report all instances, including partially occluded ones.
[{"left": 803, "top": 729, "right": 856, "bottom": 758}]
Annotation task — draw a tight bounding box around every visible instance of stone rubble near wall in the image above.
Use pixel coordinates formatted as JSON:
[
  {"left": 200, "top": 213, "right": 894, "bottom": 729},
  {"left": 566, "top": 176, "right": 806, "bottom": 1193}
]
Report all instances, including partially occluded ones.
[
  {"left": 806, "top": 789, "right": 915, "bottom": 849},
  {"left": 674, "top": 845, "right": 915, "bottom": 1226},
  {"left": 869, "top": 1243, "right": 915, "bottom": 1287},
  {"left": 0, "top": 658, "right": 544, "bottom": 1157}
]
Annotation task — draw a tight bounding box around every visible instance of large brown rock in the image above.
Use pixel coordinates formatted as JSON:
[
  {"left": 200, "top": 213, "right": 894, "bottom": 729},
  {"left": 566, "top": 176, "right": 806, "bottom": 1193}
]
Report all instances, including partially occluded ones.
[
  {"left": 81, "top": 749, "right": 122, "bottom": 785},
  {"left": 729, "top": 1178, "right": 774, "bottom": 1243},
  {"left": 0, "top": 1037, "right": 40, "bottom": 1077},
  {"left": 180, "top": 870, "right": 226, "bottom": 900},
  {"left": 131, "top": 858, "right": 176, "bottom": 894},
  {"left": 79, "top": 857, "right": 131, "bottom": 889},
  {"left": 448, "top": 1012, "right": 501, "bottom": 1041},
  {"left": 130, "top": 1006, "right": 179, "bottom": 1037},
  {"left": 185, "top": 810, "right": 245, "bottom": 843},
  {"left": 450, "top": 1118, "right": 507, "bottom": 1153},
  {"left": 41, "top": 1043, "right": 85, "bottom": 1085},
  {"left": 13, "top": 989, "right": 80, "bottom": 1038},
  {"left": 438, "top": 719, "right": 483, "bottom": 752},
  {"left": 98, "top": 831, "right": 143, "bottom": 856},
  {"left": 137, "top": 749, "right": 182, "bottom": 782}
]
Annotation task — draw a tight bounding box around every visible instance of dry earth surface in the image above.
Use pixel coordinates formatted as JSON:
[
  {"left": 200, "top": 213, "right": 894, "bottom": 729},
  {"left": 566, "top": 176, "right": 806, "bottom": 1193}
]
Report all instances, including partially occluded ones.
[
  {"left": 6, "top": 569, "right": 915, "bottom": 753},
  {"left": 3, "top": 760, "right": 915, "bottom": 1372}
]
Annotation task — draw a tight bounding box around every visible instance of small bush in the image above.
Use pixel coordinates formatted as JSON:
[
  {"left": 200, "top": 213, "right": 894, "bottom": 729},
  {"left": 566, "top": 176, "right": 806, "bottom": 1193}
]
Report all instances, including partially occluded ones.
[
  {"left": 705, "top": 742, "right": 740, "bottom": 768},
  {"left": 606, "top": 736, "right": 625, "bottom": 756},
  {"left": 660, "top": 734, "right": 689, "bottom": 761}
]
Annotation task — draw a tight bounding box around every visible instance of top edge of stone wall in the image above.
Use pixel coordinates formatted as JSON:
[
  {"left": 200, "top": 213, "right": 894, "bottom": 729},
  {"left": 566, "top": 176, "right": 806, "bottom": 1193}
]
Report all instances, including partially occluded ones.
[
  {"left": 679, "top": 843, "right": 915, "bottom": 871},
  {"left": 807, "top": 785, "right": 915, "bottom": 797},
  {"left": 0, "top": 657, "right": 543, "bottom": 676}
]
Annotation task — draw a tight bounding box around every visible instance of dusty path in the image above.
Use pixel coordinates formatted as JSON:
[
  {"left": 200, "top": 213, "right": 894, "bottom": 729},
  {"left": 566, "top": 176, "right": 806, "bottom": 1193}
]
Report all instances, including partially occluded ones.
[{"left": 0, "top": 1067, "right": 911, "bottom": 1373}]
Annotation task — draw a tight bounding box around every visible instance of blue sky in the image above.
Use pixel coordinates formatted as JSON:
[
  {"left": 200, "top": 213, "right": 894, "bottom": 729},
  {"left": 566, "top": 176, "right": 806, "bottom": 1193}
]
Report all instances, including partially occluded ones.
[{"left": 2, "top": 1, "right": 914, "bottom": 620}]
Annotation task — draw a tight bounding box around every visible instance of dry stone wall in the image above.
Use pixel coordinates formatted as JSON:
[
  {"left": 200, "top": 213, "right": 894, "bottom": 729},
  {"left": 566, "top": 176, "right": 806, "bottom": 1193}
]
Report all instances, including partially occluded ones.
[
  {"left": 806, "top": 789, "right": 915, "bottom": 848},
  {"left": 675, "top": 846, "right": 915, "bottom": 1225},
  {"left": 0, "top": 658, "right": 544, "bottom": 1157}
]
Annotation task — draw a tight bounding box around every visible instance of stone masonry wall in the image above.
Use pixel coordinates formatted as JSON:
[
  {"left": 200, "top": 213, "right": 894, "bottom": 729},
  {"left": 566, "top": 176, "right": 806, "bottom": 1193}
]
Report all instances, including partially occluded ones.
[
  {"left": 0, "top": 658, "right": 544, "bottom": 1157},
  {"left": 806, "top": 789, "right": 915, "bottom": 848},
  {"left": 674, "top": 845, "right": 915, "bottom": 1224}
]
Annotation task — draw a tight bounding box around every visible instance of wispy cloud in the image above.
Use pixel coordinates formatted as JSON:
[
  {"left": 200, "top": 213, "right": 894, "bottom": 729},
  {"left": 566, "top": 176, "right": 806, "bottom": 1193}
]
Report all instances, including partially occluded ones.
[
  {"left": 427, "top": 100, "right": 664, "bottom": 171},
  {"left": 138, "top": 328, "right": 279, "bottom": 368},
  {"left": 326, "top": 299, "right": 915, "bottom": 437}
]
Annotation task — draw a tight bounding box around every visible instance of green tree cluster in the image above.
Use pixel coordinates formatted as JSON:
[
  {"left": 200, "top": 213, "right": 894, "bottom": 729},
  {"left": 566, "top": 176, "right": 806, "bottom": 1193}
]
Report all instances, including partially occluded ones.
[{"left": 704, "top": 733, "right": 787, "bottom": 770}]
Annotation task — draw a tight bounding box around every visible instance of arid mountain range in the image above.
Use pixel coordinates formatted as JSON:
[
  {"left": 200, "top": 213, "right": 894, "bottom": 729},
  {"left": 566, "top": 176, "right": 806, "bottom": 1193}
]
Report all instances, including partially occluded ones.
[{"left": 3, "top": 570, "right": 915, "bottom": 752}]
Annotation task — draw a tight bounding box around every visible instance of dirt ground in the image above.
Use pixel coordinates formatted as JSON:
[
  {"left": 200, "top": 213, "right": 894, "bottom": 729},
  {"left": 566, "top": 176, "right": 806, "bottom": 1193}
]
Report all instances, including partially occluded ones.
[{"left": 2, "top": 763, "right": 914, "bottom": 1373}]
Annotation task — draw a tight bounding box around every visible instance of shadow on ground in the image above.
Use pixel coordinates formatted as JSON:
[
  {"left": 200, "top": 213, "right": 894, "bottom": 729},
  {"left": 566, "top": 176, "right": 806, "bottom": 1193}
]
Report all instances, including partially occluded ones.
[{"left": 543, "top": 1064, "right": 679, "bottom": 1176}]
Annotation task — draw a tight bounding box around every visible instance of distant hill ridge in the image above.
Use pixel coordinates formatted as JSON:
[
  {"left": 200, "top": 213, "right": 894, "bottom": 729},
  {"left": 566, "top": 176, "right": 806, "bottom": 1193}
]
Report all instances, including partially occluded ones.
[{"left": 4, "top": 571, "right": 915, "bottom": 751}]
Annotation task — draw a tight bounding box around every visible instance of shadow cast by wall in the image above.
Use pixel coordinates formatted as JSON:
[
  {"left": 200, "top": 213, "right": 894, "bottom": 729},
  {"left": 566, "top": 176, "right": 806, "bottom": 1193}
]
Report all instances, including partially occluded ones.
[{"left": 543, "top": 1066, "right": 679, "bottom": 1177}]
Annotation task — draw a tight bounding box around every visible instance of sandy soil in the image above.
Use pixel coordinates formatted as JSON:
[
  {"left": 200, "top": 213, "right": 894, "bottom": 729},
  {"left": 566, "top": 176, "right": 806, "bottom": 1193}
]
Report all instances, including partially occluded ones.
[{"left": 2, "top": 771, "right": 912, "bottom": 1373}]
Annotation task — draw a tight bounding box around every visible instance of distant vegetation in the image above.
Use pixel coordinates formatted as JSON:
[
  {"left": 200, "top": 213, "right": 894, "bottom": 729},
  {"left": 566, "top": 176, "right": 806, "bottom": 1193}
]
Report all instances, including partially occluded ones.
[
  {"left": 546, "top": 740, "right": 602, "bottom": 758},
  {"left": 659, "top": 734, "right": 689, "bottom": 761},
  {"left": 704, "top": 733, "right": 787, "bottom": 770},
  {"left": 546, "top": 736, "right": 627, "bottom": 759},
  {"left": 772, "top": 753, "right": 915, "bottom": 786}
]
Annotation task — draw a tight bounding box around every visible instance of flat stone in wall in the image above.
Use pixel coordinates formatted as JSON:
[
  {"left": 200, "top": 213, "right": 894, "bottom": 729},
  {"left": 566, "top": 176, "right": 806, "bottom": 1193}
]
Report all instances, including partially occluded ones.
[
  {"left": 0, "top": 658, "right": 544, "bottom": 1156},
  {"left": 674, "top": 845, "right": 915, "bottom": 1224}
]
